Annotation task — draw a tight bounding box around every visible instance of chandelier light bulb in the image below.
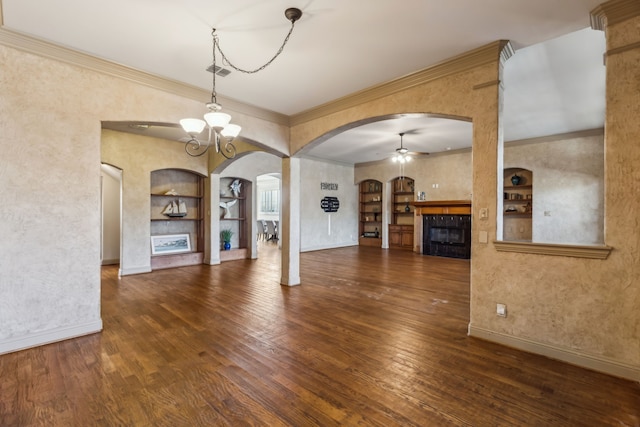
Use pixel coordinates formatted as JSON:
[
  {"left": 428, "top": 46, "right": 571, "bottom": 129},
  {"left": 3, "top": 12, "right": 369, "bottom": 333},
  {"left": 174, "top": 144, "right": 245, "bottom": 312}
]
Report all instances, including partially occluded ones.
[
  {"left": 180, "top": 118, "right": 206, "bottom": 136},
  {"left": 221, "top": 123, "right": 242, "bottom": 140},
  {"left": 204, "top": 111, "right": 231, "bottom": 131}
]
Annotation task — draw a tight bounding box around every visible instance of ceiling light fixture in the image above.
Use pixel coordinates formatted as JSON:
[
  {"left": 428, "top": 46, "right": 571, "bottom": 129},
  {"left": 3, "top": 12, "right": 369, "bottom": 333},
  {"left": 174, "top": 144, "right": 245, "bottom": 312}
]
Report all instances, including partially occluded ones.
[
  {"left": 180, "top": 7, "right": 303, "bottom": 157},
  {"left": 391, "top": 133, "right": 412, "bottom": 164}
]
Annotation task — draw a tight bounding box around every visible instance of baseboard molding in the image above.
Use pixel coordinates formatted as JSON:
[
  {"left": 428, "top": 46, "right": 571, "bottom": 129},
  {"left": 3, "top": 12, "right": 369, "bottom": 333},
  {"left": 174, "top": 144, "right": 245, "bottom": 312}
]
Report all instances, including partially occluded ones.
[
  {"left": 119, "top": 265, "right": 152, "bottom": 276},
  {"left": 469, "top": 325, "right": 640, "bottom": 381},
  {"left": 301, "top": 242, "right": 358, "bottom": 253},
  {"left": 101, "top": 258, "right": 120, "bottom": 266},
  {"left": 204, "top": 256, "right": 221, "bottom": 265},
  {"left": 0, "top": 320, "right": 103, "bottom": 355}
]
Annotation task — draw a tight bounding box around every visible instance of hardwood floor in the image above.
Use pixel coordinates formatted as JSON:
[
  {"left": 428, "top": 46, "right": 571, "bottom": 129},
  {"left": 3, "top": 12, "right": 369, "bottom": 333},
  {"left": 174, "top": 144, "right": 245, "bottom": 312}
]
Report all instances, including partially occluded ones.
[{"left": 1, "top": 244, "right": 639, "bottom": 426}]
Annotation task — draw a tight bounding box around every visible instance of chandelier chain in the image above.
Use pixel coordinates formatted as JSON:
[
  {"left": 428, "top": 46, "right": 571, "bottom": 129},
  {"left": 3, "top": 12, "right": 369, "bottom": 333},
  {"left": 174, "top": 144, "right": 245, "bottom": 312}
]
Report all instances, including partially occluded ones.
[{"left": 212, "top": 19, "right": 297, "bottom": 76}]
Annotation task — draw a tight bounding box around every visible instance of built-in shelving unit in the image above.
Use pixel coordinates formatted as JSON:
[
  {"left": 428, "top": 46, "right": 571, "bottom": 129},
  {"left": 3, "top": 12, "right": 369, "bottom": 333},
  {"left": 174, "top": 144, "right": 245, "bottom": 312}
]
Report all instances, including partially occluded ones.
[
  {"left": 389, "top": 177, "right": 415, "bottom": 250},
  {"left": 359, "top": 179, "right": 382, "bottom": 247},
  {"left": 503, "top": 167, "right": 533, "bottom": 241},
  {"left": 220, "top": 177, "right": 250, "bottom": 261},
  {"left": 150, "top": 168, "right": 205, "bottom": 270}
]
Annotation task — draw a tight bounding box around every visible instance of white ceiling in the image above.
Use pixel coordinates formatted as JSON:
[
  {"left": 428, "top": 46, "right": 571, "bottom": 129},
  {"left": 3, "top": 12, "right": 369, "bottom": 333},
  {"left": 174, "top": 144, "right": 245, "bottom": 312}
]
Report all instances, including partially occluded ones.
[{"left": 1, "top": 0, "right": 606, "bottom": 164}]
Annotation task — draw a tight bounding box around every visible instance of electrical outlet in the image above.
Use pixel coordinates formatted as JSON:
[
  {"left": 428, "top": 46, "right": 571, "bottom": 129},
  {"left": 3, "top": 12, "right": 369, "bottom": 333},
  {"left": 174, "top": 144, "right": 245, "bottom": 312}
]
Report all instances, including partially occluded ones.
[{"left": 496, "top": 303, "right": 507, "bottom": 317}]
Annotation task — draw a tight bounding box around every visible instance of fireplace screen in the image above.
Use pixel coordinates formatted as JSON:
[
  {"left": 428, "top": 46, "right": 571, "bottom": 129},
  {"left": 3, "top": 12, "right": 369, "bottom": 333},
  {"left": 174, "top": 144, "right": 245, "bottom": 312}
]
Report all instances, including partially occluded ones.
[
  {"left": 429, "top": 227, "right": 465, "bottom": 245},
  {"left": 423, "top": 214, "right": 471, "bottom": 259}
]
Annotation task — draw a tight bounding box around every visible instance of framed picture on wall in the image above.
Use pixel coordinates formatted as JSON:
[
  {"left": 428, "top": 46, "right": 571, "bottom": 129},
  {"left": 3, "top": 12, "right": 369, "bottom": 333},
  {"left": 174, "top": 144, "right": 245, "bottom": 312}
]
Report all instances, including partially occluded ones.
[{"left": 150, "top": 234, "right": 191, "bottom": 255}]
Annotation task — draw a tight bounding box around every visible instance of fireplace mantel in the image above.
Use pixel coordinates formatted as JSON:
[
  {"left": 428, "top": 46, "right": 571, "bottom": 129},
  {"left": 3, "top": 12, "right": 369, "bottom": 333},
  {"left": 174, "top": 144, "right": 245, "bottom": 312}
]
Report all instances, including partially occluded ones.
[{"left": 411, "top": 200, "right": 472, "bottom": 215}]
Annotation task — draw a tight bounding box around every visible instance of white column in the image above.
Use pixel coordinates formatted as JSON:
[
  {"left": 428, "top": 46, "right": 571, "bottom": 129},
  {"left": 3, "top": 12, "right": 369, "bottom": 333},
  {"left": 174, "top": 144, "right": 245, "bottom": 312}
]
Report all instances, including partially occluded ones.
[
  {"left": 208, "top": 173, "right": 221, "bottom": 265},
  {"left": 249, "top": 180, "right": 258, "bottom": 259},
  {"left": 280, "top": 157, "right": 301, "bottom": 286}
]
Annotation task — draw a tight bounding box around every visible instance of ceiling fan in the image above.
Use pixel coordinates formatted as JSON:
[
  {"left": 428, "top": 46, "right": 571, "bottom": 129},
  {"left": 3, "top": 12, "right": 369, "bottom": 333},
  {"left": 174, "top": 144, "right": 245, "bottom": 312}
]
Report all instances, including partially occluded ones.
[{"left": 391, "top": 132, "right": 428, "bottom": 163}]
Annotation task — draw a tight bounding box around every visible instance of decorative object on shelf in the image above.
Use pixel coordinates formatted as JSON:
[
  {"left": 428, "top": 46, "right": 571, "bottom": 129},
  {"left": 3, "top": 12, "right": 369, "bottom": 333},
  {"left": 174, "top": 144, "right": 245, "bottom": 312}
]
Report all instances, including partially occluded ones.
[
  {"left": 179, "top": 8, "right": 303, "bottom": 158},
  {"left": 219, "top": 199, "right": 237, "bottom": 218},
  {"left": 151, "top": 234, "right": 191, "bottom": 255},
  {"left": 162, "top": 199, "right": 187, "bottom": 217},
  {"left": 417, "top": 191, "right": 426, "bottom": 201},
  {"left": 511, "top": 174, "right": 521, "bottom": 186},
  {"left": 164, "top": 189, "right": 178, "bottom": 195},
  {"left": 220, "top": 229, "right": 234, "bottom": 250},
  {"left": 375, "top": 227, "right": 380, "bottom": 238},
  {"left": 320, "top": 196, "right": 340, "bottom": 213},
  {"left": 229, "top": 179, "right": 242, "bottom": 197}
]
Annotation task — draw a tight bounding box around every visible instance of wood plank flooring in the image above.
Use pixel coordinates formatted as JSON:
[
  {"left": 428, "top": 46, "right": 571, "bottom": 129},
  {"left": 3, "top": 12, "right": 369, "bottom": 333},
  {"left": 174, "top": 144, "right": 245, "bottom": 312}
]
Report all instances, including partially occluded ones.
[{"left": 1, "top": 244, "right": 639, "bottom": 426}]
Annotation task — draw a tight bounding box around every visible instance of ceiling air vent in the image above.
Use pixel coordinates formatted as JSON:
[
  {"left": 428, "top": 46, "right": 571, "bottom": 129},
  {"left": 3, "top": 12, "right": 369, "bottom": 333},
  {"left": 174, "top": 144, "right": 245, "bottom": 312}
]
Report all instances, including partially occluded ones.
[{"left": 206, "top": 64, "right": 231, "bottom": 77}]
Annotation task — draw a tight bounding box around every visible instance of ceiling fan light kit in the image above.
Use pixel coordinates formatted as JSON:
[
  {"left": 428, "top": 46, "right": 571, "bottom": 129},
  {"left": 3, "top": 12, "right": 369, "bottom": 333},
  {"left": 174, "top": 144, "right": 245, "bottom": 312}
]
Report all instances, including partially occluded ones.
[
  {"left": 391, "top": 132, "right": 412, "bottom": 163},
  {"left": 180, "top": 7, "right": 303, "bottom": 157}
]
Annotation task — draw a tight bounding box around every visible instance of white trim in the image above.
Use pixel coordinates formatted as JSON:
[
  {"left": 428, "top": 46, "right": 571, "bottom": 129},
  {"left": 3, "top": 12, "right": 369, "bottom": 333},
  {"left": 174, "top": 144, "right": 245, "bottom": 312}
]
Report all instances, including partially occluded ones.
[
  {"left": 204, "top": 256, "right": 221, "bottom": 265},
  {"left": 301, "top": 242, "right": 358, "bottom": 252},
  {"left": 119, "top": 265, "right": 152, "bottom": 276},
  {"left": 469, "top": 325, "right": 640, "bottom": 381},
  {"left": 0, "top": 320, "right": 103, "bottom": 355}
]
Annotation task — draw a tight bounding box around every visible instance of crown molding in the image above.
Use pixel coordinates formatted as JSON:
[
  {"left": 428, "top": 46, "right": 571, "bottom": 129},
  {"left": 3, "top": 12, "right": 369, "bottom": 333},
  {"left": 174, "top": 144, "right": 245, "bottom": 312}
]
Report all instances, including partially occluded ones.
[
  {"left": 290, "top": 40, "right": 513, "bottom": 127},
  {"left": 493, "top": 241, "right": 612, "bottom": 259},
  {"left": 591, "top": 0, "right": 640, "bottom": 30},
  {"left": 505, "top": 128, "right": 604, "bottom": 147},
  {"left": 0, "top": 27, "right": 289, "bottom": 126}
]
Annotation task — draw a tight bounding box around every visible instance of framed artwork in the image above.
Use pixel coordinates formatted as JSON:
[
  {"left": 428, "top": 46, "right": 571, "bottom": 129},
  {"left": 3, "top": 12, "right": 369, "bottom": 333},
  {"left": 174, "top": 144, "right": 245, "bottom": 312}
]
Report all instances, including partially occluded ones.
[{"left": 150, "top": 234, "right": 191, "bottom": 255}]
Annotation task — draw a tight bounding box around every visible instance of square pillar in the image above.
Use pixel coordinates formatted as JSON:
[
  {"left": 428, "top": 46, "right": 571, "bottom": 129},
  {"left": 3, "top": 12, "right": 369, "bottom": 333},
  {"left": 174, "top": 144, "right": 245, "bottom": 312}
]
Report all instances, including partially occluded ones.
[{"left": 280, "top": 157, "right": 301, "bottom": 286}]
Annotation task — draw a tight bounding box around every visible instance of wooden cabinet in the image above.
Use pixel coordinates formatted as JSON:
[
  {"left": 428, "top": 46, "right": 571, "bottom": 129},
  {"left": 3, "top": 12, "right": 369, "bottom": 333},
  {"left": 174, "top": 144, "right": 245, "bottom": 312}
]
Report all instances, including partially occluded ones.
[
  {"left": 389, "top": 225, "right": 414, "bottom": 250},
  {"left": 359, "top": 180, "right": 382, "bottom": 247},
  {"left": 150, "top": 169, "right": 205, "bottom": 270},
  {"left": 220, "top": 177, "right": 250, "bottom": 261},
  {"left": 389, "top": 177, "right": 414, "bottom": 250},
  {"left": 503, "top": 168, "right": 533, "bottom": 241}
]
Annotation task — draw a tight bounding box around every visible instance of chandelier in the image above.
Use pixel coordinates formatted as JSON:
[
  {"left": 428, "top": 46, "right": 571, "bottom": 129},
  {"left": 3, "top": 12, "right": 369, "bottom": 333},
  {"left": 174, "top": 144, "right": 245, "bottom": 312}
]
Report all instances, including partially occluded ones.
[{"left": 180, "top": 7, "right": 303, "bottom": 157}]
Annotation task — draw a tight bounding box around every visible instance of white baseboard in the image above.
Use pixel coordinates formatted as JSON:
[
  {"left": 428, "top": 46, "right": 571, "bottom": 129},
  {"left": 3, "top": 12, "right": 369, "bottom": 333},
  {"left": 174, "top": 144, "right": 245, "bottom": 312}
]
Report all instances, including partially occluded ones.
[
  {"left": 468, "top": 325, "right": 640, "bottom": 381},
  {"left": 0, "top": 320, "right": 103, "bottom": 355},
  {"left": 301, "top": 242, "right": 358, "bottom": 253},
  {"left": 205, "top": 256, "right": 221, "bottom": 265},
  {"left": 119, "top": 265, "right": 151, "bottom": 276}
]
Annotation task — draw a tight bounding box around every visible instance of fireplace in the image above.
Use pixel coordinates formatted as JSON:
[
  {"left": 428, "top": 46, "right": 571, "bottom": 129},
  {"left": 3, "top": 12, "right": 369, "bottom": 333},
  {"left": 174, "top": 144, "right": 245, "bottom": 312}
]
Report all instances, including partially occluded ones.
[{"left": 423, "top": 214, "right": 471, "bottom": 259}]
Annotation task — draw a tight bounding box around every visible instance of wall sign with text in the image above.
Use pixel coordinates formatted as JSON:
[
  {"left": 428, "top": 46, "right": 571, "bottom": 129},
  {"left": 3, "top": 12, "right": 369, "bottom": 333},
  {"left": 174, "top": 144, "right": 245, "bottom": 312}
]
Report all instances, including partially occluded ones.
[{"left": 320, "top": 182, "right": 338, "bottom": 191}]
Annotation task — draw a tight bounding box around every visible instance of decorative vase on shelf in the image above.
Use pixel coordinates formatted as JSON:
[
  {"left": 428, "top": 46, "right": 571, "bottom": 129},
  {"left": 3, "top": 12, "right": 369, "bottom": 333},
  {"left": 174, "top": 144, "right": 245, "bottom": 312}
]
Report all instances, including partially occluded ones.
[
  {"left": 223, "top": 241, "right": 231, "bottom": 250},
  {"left": 405, "top": 204, "right": 410, "bottom": 212},
  {"left": 511, "top": 174, "right": 521, "bottom": 186}
]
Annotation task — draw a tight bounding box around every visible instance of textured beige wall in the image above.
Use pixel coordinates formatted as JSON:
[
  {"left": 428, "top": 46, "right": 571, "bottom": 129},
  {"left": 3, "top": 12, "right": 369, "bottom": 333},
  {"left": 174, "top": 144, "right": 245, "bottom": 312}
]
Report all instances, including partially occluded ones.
[
  {"left": 0, "top": 42, "right": 288, "bottom": 349},
  {"left": 472, "top": 16, "right": 639, "bottom": 372},
  {"left": 101, "top": 130, "right": 207, "bottom": 274},
  {"left": 356, "top": 151, "right": 474, "bottom": 202}
]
